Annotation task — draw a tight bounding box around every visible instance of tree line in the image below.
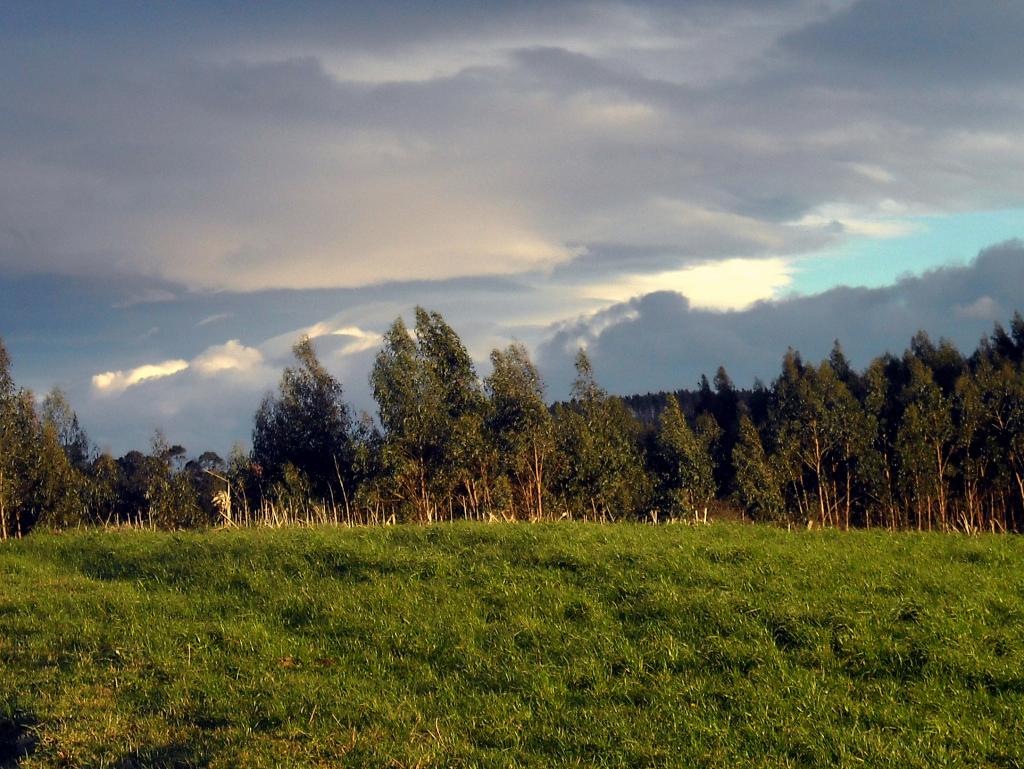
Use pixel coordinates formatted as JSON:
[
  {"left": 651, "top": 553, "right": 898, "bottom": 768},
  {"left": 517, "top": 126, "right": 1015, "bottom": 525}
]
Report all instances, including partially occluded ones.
[{"left": 2, "top": 307, "right": 1024, "bottom": 536}]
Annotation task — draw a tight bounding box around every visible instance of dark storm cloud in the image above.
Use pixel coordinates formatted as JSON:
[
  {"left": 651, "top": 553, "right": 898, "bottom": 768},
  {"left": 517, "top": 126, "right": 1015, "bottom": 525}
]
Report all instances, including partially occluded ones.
[
  {"left": 3, "top": 0, "right": 1023, "bottom": 292},
  {"left": 783, "top": 1, "right": 1024, "bottom": 83},
  {"left": 537, "top": 241, "right": 1024, "bottom": 399}
]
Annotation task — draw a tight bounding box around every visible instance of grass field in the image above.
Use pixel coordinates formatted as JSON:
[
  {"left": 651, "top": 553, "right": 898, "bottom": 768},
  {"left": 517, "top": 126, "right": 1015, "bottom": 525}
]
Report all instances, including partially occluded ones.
[{"left": 2, "top": 523, "right": 1023, "bottom": 768}]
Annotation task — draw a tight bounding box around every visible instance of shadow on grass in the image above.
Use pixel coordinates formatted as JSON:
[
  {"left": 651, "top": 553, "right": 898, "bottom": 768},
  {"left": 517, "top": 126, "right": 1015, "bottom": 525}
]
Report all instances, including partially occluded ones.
[
  {"left": 115, "top": 743, "right": 208, "bottom": 769},
  {"left": 0, "top": 706, "right": 38, "bottom": 769}
]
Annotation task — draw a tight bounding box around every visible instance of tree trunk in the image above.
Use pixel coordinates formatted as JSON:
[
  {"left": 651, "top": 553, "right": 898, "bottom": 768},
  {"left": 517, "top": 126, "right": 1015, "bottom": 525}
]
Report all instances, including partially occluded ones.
[
  {"left": 533, "top": 442, "right": 544, "bottom": 522},
  {"left": 0, "top": 467, "right": 6, "bottom": 541}
]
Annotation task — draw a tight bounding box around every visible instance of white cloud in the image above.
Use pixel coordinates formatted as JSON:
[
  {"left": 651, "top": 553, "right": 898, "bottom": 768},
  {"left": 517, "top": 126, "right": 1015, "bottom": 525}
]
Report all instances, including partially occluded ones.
[
  {"left": 791, "top": 204, "right": 923, "bottom": 239},
  {"left": 92, "top": 340, "right": 266, "bottom": 396},
  {"left": 112, "top": 289, "right": 178, "bottom": 309},
  {"left": 192, "top": 339, "right": 264, "bottom": 375},
  {"left": 955, "top": 295, "right": 1003, "bottom": 321},
  {"left": 583, "top": 257, "right": 795, "bottom": 310},
  {"left": 568, "top": 92, "right": 659, "bottom": 129},
  {"left": 196, "top": 312, "right": 233, "bottom": 327},
  {"left": 329, "top": 326, "right": 384, "bottom": 356},
  {"left": 151, "top": 189, "right": 576, "bottom": 291},
  {"left": 847, "top": 163, "right": 896, "bottom": 184},
  {"left": 300, "top": 322, "right": 383, "bottom": 356},
  {"left": 92, "top": 360, "right": 190, "bottom": 395}
]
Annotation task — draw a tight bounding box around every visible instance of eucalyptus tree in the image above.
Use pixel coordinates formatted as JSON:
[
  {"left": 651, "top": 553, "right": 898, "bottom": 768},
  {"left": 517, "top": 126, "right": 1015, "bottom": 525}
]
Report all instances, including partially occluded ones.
[
  {"left": 860, "top": 354, "right": 907, "bottom": 529},
  {"left": 0, "top": 338, "right": 44, "bottom": 537},
  {"left": 88, "top": 452, "right": 123, "bottom": 526},
  {"left": 953, "top": 364, "right": 991, "bottom": 531},
  {"left": 371, "top": 308, "right": 486, "bottom": 522},
  {"left": 655, "top": 394, "right": 716, "bottom": 521},
  {"left": 0, "top": 338, "right": 16, "bottom": 536},
  {"left": 113, "top": 432, "right": 205, "bottom": 530},
  {"left": 771, "top": 351, "right": 867, "bottom": 527},
  {"left": 34, "top": 418, "right": 85, "bottom": 530},
  {"left": 988, "top": 312, "right": 1024, "bottom": 365},
  {"left": 969, "top": 352, "right": 1024, "bottom": 530},
  {"left": 485, "top": 343, "right": 553, "bottom": 521},
  {"left": 415, "top": 307, "right": 489, "bottom": 517},
  {"left": 0, "top": 345, "right": 88, "bottom": 534},
  {"left": 371, "top": 316, "right": 424, "bottom": 518},
  {"left": 825, "top": 363, "right": 875, "bottom": 529},
  {"left": 1004, "top": 367, "right": 1024, "bottom": 531},
  {"left": 732, "top": 413, "right": 785, "bottom": 522},
  {"left": 909, "top": 331, "right": 965, "bottom": 396},
  {"left": 252, "top": 335, "right": 355, "bottom": 506},
  {"left": 41, "top": 388, "right": 91, "bottom": 469},
  {"left": 552, "top": 350, "right": 650, "bottom": 520},
  {"left": 709, "top": 366, "right": 741, "bottom": 494},
  {"left": 896, "top": 356, "right": 956, "bottom": 530}
]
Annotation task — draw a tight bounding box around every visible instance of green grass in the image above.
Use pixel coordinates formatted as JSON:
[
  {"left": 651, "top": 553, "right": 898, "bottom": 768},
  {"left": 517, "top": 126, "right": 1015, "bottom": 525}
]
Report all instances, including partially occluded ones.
[{"left": 2, "top": 523, "right": 1024, "bottom": 768}]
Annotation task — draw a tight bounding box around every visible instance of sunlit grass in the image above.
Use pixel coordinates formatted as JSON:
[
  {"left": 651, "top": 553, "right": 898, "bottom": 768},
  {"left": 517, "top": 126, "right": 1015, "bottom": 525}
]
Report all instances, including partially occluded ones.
[{"left": 2, "top": 523, "right": 1023, "bottom": 767}]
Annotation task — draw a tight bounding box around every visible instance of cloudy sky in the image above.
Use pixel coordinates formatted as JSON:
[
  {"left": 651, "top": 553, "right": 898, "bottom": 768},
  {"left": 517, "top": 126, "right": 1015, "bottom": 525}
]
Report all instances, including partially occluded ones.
[{"left": 1, "top": 0, "right": 1023, "bottom": 454}]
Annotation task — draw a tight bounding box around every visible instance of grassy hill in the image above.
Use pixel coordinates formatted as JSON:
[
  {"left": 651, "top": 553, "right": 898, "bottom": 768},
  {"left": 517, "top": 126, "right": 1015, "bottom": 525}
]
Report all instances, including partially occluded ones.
[{"left": 2, "top": 523, "right": 1023, "bottom": 768}]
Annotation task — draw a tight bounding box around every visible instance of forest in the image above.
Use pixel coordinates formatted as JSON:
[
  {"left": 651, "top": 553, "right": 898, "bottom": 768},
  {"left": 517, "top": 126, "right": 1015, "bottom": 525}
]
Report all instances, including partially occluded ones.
[{"left": 2, "top": 307, "right": 1024, "bottom": 537}]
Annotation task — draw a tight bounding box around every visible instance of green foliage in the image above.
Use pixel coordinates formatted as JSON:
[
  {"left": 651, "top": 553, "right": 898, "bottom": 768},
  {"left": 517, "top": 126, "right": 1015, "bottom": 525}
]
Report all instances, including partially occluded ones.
[
  {"left": 896, "top": 356, "right": 956, "bottom": 529},
  {"left": 2, "top": 524, "right": 1024, "bottom": 767},
  {"left": 0, "top": 388, "right": 42, "bottom": 538},
  {"left": 34, "top": 421, "right": 87, "bottom": 530},
  {"left": 87, "top": 453, "right": 123, "bottom": 525},
  {"left": 10, "top": 306, "right": 1024, "bottom": 533},
  {"left": 732, "top": 414, "right": 785, "bottom": 522},
  {"left": 252, "top": 335, "right": 354, "bottom": 502},
  {"left": 485, "top": 343, "right": 553, "bottom": 520},
  {"left": 40, "top": 388, "right": 91, "bottom": 469},
  {"left": 370, "top": 308, "right": 487, "bottom": 522},
  {"left": 655, "top": 395, "right": 716, "bottom": 520},
  {"left": 552, "top": 351, "right": 651, "bottom": 520},
  {"left": 770, "top": 352, "right": 868, "bottom": 526},
  {"left": 0, "top": 340, "right": 90, "bottom": 536}
]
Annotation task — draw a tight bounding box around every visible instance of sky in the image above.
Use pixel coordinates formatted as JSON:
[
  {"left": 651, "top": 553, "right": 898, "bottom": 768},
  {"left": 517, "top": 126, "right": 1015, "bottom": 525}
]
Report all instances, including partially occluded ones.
[{"left": 1, "top": 0, "right": 1023, "bottom": 455}]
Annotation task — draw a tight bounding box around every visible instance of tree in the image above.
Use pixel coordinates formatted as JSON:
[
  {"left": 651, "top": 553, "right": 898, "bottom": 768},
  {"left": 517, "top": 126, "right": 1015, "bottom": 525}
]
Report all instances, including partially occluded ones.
[
  {"left": 954, "top": 365, "right": 990, "bottom": 531},
  {"left": 0, "top": 338, "right": 17, "bottom": 537},
  {"left": 0, "top": 339, "right": 44, "bottom": 538},
  {"left": 415, "top": 308, "right": 488, "bottom": 518},
  {"left": 40, "top": 388, "right": 91, "bottom": 469},
  {"left": 1012, "top": 312, "right": 1024, "bottom": 363},
  {"left": 968, "top": 355, "right": 1024, "bottom": 530},
  {"left": 895, "top": 356, "right": 955, "bottom": 530},
  {"left": 910, "top": 331, "right": 964, "bottom": 395},
  {"left": 771, "top": 351, "right": 866, "bottom": 527},
  {"left": 861, "top": 356, "right": 902, "bottom": 529},
  {"left": 34, "top": 419, "right": 85, "bottom": 530},
  {"left": 135, "top": 433, "right": 203, "bottom": 529},
  {"left": 252, "top": 335, "right": 355, "bottom": 505},
  {"left": 485, "top": 343, "right": 553, "bottom": 521},
  {"left": 89, "top": 453, "right": 123, "bottom": 526},
  {"left": 552, "top": 350, "right": 650, "bottom": 520},
  {"left": 655, "top": 395, "right": 716, "bottom": 521},
  {"left": 709, "top": 366, "right": 741, "bottom": 494},
  {"left": 371, "top": 308, "right": 486, "bottom": 522},
  {"left": 732, "top": 414, "right": 784, "bottom": 522},
  {"left": 371, "top": 316, "right": 432, "bottom": 520},
  {"left": 989, "top": 315, "right": 1024, "bottom": 365}
]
